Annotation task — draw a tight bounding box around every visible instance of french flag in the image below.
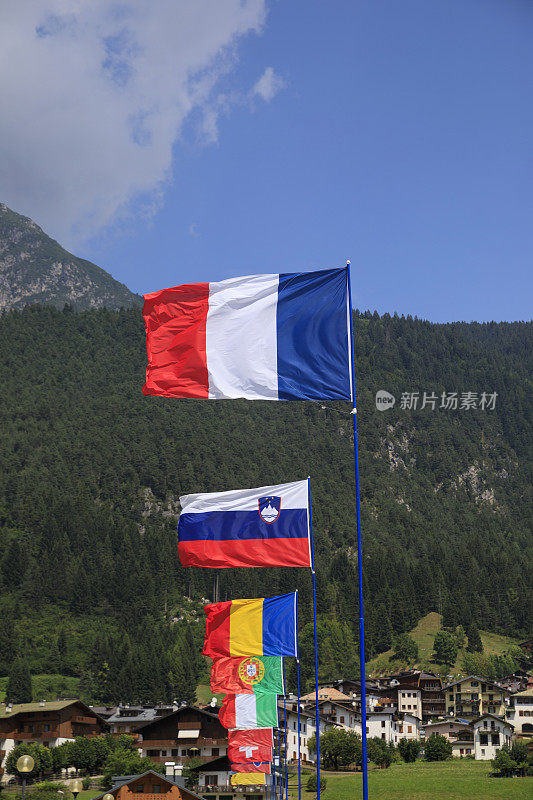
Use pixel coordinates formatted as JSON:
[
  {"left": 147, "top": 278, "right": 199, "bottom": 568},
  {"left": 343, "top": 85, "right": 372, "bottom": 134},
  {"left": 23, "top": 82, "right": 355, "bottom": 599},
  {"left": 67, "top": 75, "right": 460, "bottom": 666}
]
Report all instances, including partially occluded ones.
[{"left": 142, "top": 266, "right": 352, "bottom": 401}]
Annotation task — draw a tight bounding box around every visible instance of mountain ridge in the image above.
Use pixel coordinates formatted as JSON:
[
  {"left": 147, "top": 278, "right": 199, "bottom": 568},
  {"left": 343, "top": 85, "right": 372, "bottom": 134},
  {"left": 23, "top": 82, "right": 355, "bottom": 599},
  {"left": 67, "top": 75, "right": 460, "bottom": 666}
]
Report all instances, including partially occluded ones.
[{"left": 0, "top": 203, "right": 141, "bottom": 311}]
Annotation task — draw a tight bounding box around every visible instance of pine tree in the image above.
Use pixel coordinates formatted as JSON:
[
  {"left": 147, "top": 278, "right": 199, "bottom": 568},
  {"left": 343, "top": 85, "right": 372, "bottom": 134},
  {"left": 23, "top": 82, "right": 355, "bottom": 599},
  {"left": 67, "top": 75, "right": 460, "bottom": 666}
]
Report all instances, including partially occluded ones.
[
  {"left": 6, "top": 657, "right": 32, "bottom": 703},
  {"left": 466, "top": 625, "right": 483, "bottom": 653}
]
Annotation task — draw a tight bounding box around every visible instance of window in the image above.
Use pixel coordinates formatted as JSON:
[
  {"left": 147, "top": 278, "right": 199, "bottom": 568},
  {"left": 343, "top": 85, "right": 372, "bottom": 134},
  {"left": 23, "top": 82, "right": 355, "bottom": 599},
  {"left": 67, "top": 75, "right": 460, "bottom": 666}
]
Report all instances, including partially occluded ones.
[
  {"left": 466, "top": 749, "right": 471, "bottom": 755},
  {"left": 205, "top": 776, "right": 218, "bottom": 786},
  {"left": 381, "top": 733, "right": 385, "bottom": 740},
  {"left": 488, "top": 695, "right": 493, "bottom": 703},
  {"left": 152, "top": 786, "right": 161, "bottom": 794},
  {"left": 491, "top": 734, "right": 500, "bottom": 746},
  {"left": 212, "top": 748, "right": 219, "bottom": 757},
  {"left": 44, "top": 724, "right": 50, "bottom": 732},
  {"left": 481, "top": 749, "right": 485, "bottom": 756},
  {"left": 181, "top": 749, "right": 187, "bottom": 756},
  {"left": 147, "top": 750, "right": 160, "bottom": 757},
  {"left": 171, "top": 749, "right": 178, "bottom": 757},
  {"left": 339, "top": 716, "right": 345, "bottom": 724},
  {"left": 479, "top": 734, "right": 488, "bottom": 746},
  {"left": 471, "top": 681, "right": 478, "bottom": 687},
  {"left": 483, "top": 721, "right": 488, "bottom": 729},
  {"left": 135, "top": 786, "right": 144, "bottom": 793},
  {"left": 408, "top": 726, "right": 412, "bottom": 733},
  {"left": 381, "top": 721, "right": 385, "bottom": 728},
  {"left": 399, "top": 725, "right": 403, "bottom": 733}
]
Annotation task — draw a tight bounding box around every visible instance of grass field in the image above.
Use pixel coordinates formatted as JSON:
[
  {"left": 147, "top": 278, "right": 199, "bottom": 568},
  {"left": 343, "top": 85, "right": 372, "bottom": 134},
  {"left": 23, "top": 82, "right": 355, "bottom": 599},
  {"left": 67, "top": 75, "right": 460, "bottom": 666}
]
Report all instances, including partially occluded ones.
[
  {"left": 287, "top": 761, "right": 532, "bottom": 800},
  {"left": 366, "top": 612, "right": 519, "bottom": 676},
  {"left": 0, "top": 675, "right": 80, "bottom": 703}
]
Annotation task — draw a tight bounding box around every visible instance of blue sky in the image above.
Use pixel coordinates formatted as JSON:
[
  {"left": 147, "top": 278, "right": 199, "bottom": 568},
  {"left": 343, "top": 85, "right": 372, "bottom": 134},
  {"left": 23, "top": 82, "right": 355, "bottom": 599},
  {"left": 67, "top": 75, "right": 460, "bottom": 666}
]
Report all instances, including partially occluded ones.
[{"left": 3, "top": 1, "right": 532, "bottom": 323}]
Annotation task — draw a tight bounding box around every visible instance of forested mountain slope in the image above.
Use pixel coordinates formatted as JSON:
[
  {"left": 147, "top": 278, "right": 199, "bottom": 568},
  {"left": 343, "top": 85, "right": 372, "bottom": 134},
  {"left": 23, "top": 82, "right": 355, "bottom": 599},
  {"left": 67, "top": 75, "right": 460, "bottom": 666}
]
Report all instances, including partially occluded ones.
[{"left": 0, "top": 305, "right": 530, "bottom": 701}]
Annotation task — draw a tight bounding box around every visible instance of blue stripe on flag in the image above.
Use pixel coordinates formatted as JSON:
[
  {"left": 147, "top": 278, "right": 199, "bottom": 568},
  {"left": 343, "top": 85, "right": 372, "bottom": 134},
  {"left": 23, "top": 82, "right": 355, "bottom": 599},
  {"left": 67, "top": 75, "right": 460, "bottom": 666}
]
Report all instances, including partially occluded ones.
[
  {"left": 178, "top": 510, "right": 308, "bottom": 541},
  {"left": 276, "top": 267, "right": 351, "bottom": 401},
  {"left": 262, "top": 593, "right": 297, "bottom": 657}
]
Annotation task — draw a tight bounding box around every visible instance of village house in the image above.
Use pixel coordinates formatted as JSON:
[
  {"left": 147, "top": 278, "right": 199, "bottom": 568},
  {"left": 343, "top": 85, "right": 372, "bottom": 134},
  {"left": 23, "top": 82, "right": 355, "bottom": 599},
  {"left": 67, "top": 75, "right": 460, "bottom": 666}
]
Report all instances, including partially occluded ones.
[
  {"left": 444, "top": 676, "right": 510, "bottom": 719},
  {"left": 0, "top": 700, "right": 107, "bottom": 781},
  {"left": 92, "top": 770, "right": 205, "bottom": 800},
  {"left": 386, "top": 671, "right": 445, "bottom": 721},
  {"left": 186, "top": 755, "right": 272, "bottom": 800},
  {"left": 277, "top": 699, "right": 315, "bottom": 762},
  {"left": 421, "top": 719, "right": 472, "bottom": 741},
  {"left": 505, "top": 687, "right": 533, "bottom": 739},
  {"left": 472, "top": 714, "right": 513, "bottom": 760},
  {"left": 134, "top": 705, "right": 227, "bottom": 765},
  {"left": 393, "top": 712, "right": 421, "bottom": 742},
  {"left": 107, "top": 705, "right": 175, "bottom": 737}
]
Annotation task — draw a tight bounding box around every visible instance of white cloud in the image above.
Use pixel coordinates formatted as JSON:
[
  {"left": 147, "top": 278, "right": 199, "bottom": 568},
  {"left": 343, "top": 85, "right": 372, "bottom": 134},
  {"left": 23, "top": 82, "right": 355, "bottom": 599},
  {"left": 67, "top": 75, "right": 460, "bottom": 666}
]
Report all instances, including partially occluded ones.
[
  {"left": 253, "top": 66, "right": 285, "bottom": 102},
  {"left": 0, "top": 0, "right": 266, "bottom": 245}
]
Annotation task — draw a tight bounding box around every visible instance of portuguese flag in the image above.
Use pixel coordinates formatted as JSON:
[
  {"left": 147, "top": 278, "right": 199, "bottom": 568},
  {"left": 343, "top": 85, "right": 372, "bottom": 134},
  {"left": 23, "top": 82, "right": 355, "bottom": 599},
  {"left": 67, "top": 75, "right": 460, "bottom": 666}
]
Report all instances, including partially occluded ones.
[
  {"left": 219, "top": 693, "right": 278, "bottom": 729},
  {"left": 211, "top": 656, "right": 284, "bottom": 695}
]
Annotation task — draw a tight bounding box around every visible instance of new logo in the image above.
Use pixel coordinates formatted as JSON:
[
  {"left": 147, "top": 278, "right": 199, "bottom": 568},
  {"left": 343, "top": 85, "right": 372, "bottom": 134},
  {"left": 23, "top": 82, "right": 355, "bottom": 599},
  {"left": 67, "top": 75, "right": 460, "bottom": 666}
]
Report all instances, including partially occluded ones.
[{"left": 258, "top": 496, "right": 281, "bottom": 523}]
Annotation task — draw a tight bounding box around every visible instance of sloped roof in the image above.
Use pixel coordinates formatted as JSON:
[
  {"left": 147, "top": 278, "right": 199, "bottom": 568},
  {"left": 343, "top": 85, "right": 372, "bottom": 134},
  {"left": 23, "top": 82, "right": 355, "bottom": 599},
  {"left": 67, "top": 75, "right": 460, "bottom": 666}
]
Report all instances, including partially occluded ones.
[
  {"left": 91, "top": 771, "right": 205, "bottom": 800},
  {"left": 512, "top": 687, "right": 533, "bottom": 698},
  {"left": 134, "top": 704, "right": 220, "bottom": 732},
  {"left": 0, "top": 699, "right": 106, "bottom": 723},
  {"left": 301, "top": 688, "right": 353, "bottom": 702}
]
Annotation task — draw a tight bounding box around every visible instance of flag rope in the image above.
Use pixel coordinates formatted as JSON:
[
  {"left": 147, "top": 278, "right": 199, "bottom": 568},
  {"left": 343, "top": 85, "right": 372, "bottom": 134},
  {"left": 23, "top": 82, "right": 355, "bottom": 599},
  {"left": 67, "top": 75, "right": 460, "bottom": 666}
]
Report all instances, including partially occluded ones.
[
  {"left": 307, "top": 477, "right": 321, "bottom": 800},
  {"left": 347, "top": 261, "right": 368, "bottom": 800}
]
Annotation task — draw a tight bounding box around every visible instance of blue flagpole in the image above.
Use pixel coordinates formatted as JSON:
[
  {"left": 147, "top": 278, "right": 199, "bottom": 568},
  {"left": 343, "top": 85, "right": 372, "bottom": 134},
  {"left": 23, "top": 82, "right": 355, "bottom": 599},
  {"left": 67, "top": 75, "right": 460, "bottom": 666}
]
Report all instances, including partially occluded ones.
[
  {"left": 307, "top": 477, "right": 321, "bottom": 800},
  {"left": 276, "top": 728, "right": 281, "bottom": 800},
  {"left": 295, "top": 590, "right": 302, "bottom": 800},
  {"left": 346, "top": 261, "right": 368, "bottom": 800},
  {"left": 283, "top": 659, "right": 288, "bottom": 800}
]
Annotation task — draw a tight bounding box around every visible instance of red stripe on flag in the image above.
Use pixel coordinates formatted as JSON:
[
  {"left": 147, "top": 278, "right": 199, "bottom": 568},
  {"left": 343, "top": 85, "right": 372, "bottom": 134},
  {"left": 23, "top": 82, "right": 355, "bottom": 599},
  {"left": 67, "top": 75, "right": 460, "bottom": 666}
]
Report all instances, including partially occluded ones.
[
  {"left": 142, "top": 283, "right": 209, "bottom": 398},
  {"left": 218, "top": 694, "right": 236, "bottom": 728},
  {"left": 179, "top": 537, "right": 311, "bottom": 568},
  {"left": 203, "top": 600, "right": 232, "bottom": 658}
]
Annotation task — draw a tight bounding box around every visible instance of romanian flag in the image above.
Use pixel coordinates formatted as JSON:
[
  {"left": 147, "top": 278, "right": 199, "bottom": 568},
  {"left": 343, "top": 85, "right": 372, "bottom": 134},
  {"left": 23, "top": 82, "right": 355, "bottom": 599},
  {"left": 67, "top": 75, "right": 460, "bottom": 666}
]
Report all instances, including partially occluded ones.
[
  {"left": 203, "top": 594, "right": 297, "bottom": 658},
  {"left": 228, "top": 728, "right": 274, "bottom": 764},
  {"left": 142, "top": 267, "right": 352, "bottom": 401},
  {"left": 219, "top": 693, "right": 278, "bottom": 729},
  {"left": 230, "top": 773, "right": 267, "bottom": 786},
  {"left": 178, "top": 480, "right": 311, "bottom": 569},
  {"left": 211, "top": 656, "right": 284, "bottom": 695}
]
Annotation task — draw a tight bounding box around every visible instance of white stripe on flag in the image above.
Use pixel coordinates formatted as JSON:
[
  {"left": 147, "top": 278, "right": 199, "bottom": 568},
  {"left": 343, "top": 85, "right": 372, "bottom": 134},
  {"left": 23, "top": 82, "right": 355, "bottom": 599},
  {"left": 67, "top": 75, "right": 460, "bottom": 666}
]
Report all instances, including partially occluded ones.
[
  {"left": 235, "top": 694, "right": 257, "bottom": 728},
  {"left": 206, "top": 274, "right": 279, "bottom": 400},
  {"left": 179, "top": 480, "right": 309, "bottom": 514}
]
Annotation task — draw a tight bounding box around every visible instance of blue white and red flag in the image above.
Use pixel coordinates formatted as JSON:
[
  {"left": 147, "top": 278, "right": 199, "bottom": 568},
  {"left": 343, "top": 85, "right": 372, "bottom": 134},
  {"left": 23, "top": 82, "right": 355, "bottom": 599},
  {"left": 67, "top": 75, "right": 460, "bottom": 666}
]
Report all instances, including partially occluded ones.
[
  {"left": 142, "top": 266, "right": 352, "bottom": 401},
  {"left": 178, "top": 480, "right": 311, "bottom": 568}
]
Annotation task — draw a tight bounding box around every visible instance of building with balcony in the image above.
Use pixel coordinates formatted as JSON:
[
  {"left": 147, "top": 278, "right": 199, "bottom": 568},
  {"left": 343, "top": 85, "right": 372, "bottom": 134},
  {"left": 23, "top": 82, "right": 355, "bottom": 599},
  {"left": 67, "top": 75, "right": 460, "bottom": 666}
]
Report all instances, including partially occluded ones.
[
  {"left": 444, "top": 676, "right": 510, "bottom": 720},
  {"left": 387, "top": 670, "right": 444, "bottom": 721},
  {"left": 107, "top": 706, "right": 175, "bottom": 737},
  {"left": 186, "top": 755, "right": 273, "bottom": 800},
  {"left": 472, "top": 714, "right": 513, "bottom": 760},
  {"left": 134, "top": 705, "right": 227, "bottom": 765},
  {"left": 0, "top": 700, "right": 107, "bottom": 781},
  {"left": 505, "top": 687, "right": 533, "bottom": 739}
]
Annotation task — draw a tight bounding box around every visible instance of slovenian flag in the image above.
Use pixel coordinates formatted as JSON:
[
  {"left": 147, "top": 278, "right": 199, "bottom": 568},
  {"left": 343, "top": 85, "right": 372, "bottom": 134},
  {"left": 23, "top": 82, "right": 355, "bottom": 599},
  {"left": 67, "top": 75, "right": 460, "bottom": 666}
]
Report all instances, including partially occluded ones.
[
  {"left": 228, "top": 728, "right": 274, "bottom": 763},
  {"left": 220, "top": 693, "right": 278, "bottom": 729},
  {"left": 203, "top": 593, "right": 297, "bottom": 658},
  {"left": 142, "top": 266, "right": 352, "bottom": 401},
  {"left": 211, "top": 656, "right": 284, "bottom": 695},
  {"left": 178, "top": 480, "right": 311, "bottom": 568}
]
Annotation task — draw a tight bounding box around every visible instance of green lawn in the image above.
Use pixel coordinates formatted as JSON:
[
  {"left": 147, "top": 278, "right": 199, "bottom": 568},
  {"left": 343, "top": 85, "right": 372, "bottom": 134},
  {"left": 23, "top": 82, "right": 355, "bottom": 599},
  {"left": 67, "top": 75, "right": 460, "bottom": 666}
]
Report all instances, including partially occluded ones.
[
  {"left": 0, "top": 675, "right": 80, "bottom": 703},
  {"left": 367, "top": 612, "right": 519, "bottom": 676},
  {"left": 288, "top": 761, "right": 532, "bottom": 800}
]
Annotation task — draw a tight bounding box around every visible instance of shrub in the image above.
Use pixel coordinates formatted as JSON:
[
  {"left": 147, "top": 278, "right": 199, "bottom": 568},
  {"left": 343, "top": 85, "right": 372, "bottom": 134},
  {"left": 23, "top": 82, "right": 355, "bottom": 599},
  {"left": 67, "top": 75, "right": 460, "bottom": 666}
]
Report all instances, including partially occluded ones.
[
  {"left": 424, "top": 734, "right": 452, "bottom": 762},
  {"left": 306, "top": 774, "right": 327, "bottom": 793}
]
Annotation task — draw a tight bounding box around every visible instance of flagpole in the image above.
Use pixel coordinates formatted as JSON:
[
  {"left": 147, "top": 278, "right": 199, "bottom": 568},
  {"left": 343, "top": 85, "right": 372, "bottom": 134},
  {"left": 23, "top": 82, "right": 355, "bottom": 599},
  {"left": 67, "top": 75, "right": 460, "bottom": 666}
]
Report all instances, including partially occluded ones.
[
  {"left": 276, "top": 728, "right": 281, "bottom": 800},
  {"left": 295, "top": 590, "right": 302, "bottom": 800},
  {"left": 346, "top": 261, "right": 368, "bottom": 800},
  {"left": 307, "top": 477, "right": 321, "bottom": 800},
  {"left": 282, "top": 660, "right": 288, "bottom": 800}
]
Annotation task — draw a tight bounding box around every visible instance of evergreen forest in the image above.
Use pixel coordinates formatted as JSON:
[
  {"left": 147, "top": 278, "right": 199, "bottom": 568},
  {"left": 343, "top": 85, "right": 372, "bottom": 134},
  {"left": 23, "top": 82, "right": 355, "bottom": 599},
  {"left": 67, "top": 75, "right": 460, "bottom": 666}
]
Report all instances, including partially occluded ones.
[{"left": 0, "top": 305, "right": 531, "bottom": 702}]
